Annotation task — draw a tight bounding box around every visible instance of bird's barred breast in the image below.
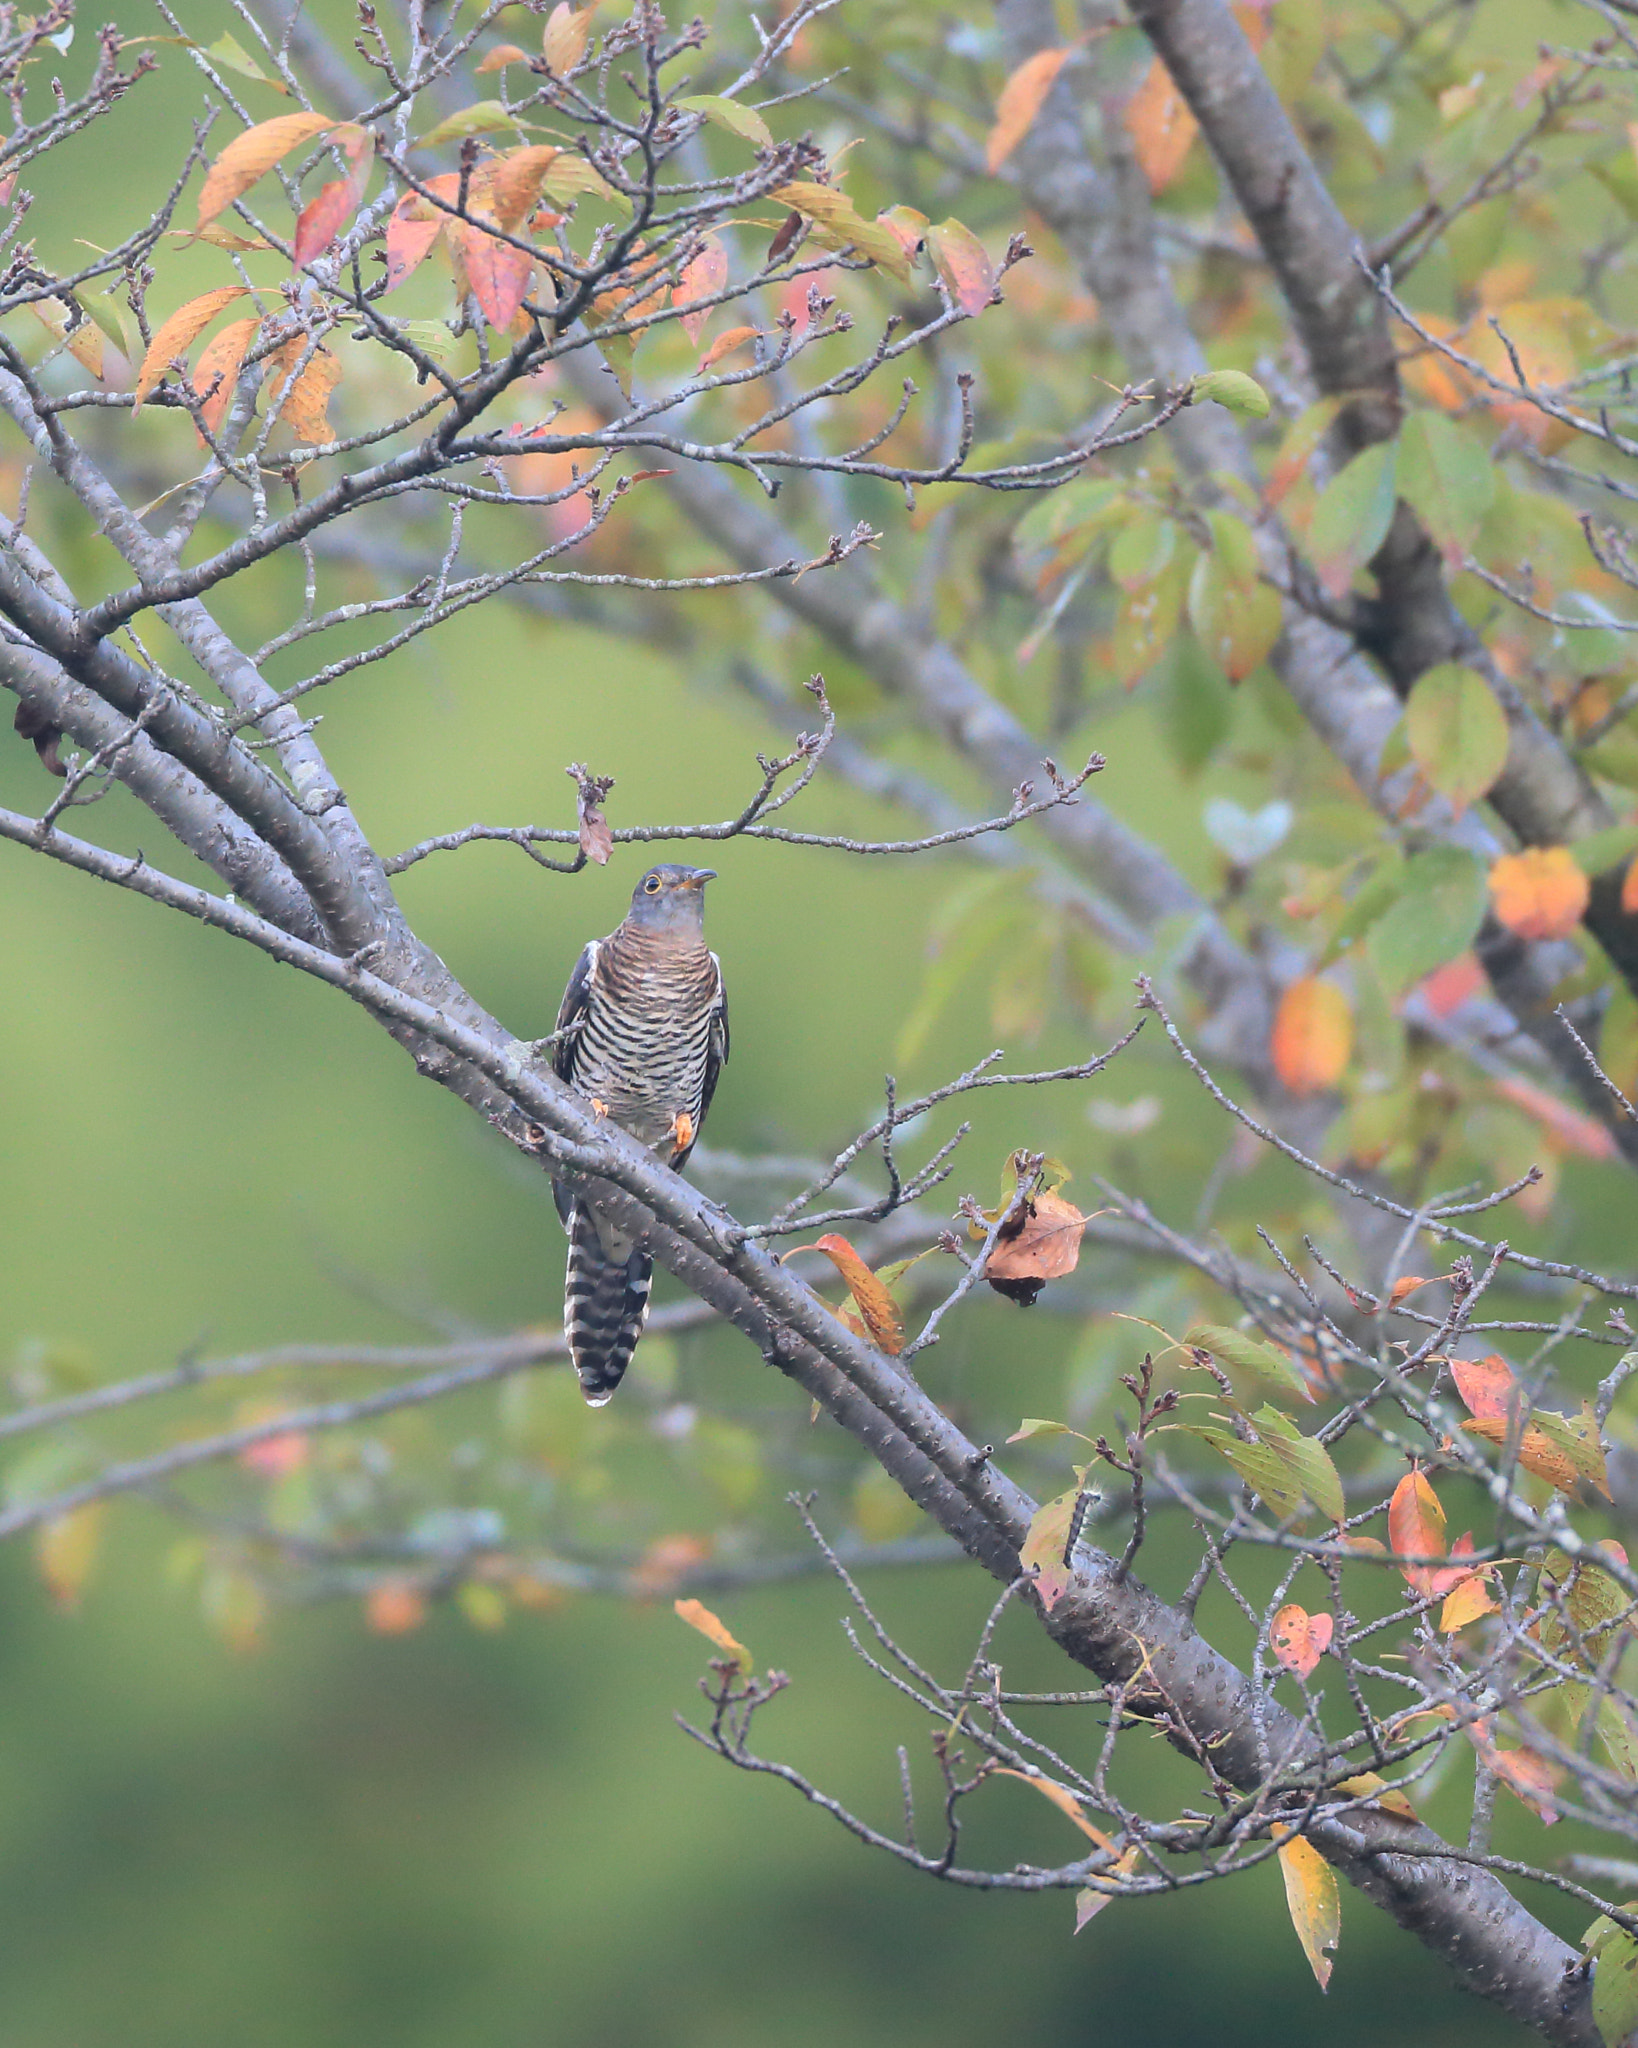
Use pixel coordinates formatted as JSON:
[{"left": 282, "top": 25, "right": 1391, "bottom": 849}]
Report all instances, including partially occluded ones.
[{"left": 572, "top": 933, "right": 720, "bottom": 1145}]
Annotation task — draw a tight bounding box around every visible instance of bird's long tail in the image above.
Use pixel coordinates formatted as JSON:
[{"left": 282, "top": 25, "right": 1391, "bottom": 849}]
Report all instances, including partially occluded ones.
[{"left": 563, "top": 1197, "right": 652, "bottom": 1406}]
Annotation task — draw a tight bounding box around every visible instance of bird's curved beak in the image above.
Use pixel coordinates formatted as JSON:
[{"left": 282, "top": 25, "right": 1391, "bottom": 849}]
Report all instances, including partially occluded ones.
[{"left": 686, "top": 868, "right": 717, "bottom": 888}]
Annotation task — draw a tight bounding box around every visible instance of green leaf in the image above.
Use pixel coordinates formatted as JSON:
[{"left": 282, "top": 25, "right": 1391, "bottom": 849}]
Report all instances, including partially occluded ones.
[
  {"left": 1404, "top": 663, "right": 1508, "bottom": 814},
  {"left": 1190, "top": 368, "right": 1271, "bottom": 417},
  {"left": 1111, "top": 553, "right": 1188, "bottom": 688},
  {"left": 676, "top": 94, "right": 772, "bottom": 149},
  {"left": 1182, "top": 1423, "right": 1321, "bottom": 1523},
  {"left": 1161, "top": 632, "right": 1234, "bottom": 775},
  {"left": 1248, "top": 1404, "right": 1345, "bottom": 1524},
  {"left": 1184, "top": 1323, "right": 1309, "bottom": 1405},
  {"left": 1397, "top": 413, "right": 1494, "bottom": 566},
  {"left": 1584, "top": 1911, "right": 1638, "bottom": 2048},
  {"left": 1007, "top": 1417, "right": 1075, "bottom": 1442},
  {"left": 1363, "top": 845, "right": 1487, "bottom": 995},
  {"left": 1572, "top": 824, "right": 1638, "bottom": 877},
  {"left": 1108, "top": 514, "right": 1177, "bottom": 589},
  {"left": 1308, "top": 440, "right": 1398, "bottom": 598},
  {"left": 204, "top": 30, "right": 290, "bottom": 91},
  {"left": 1186, "top": 512, "right": 1281, "bottom": 682},
  {"left": 415, "top": 100, "right": 524, "bottom": 149}
]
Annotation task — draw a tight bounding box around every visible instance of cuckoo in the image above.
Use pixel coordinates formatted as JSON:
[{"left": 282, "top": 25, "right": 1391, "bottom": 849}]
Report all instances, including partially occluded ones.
[{"left": 550, "top": 864, "right": 729, "bottom": 1404}]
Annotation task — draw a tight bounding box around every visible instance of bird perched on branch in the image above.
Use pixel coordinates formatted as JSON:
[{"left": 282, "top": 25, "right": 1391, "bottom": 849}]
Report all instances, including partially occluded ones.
[{"left": 550, "top": 864, "right": 729, "bottom": 1405}]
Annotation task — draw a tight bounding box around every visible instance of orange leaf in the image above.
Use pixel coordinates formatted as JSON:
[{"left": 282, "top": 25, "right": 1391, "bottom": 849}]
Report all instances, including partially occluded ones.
[
  {"left": 483, "top": 145, "right": 563, "bottom": 233},
  {"left": 1273, "top": 1831, "right": 1340, "bottom": 1990},
  {"left": 1462, "top": 1411, "right": 1610, "bottom": 1497},
  {"left": 927, "top": 218, "right": 995, "bottom": 316},
  {"left": 986, "top": 47, "right": 1069, "bottom": 172},
  {"left": 1624, "top": 852, "right": 1638, "bottom": 916},
  {"left": 384, "top": 174, "right": 459, "bottom": 291},
  {"left": 1451, "top": 1353, "right": 1520, "bottom": 1422},
  {"left": 1388, "top": 1468, "right": 1447, "bottom": 1594},
  {"left": 984, "top": 1190, "right": 1086, "bottom": 1296},
  {"left": 811, "top": 1233, "right": 904, "bottom": 1354},
  {"left": 134, "top": 285, "right": 251, "bottom": 407},
  {"left": 993, "top": 1767, "right": 1116, "bottom": 1851},
  {"left": 1439, "top": 1571, "right": 1499, "bottom": 1631},
  {"left": 630, "top": 1534, "right": 710, "bottom": 1596},
  {"left": 1387, "top": 1274, "right": 1432, "bottom": 1307},
  {"left": 1488, "top": 845, "right": 1590, "bottom": 941},
  {"left": 673, "top": 1596, "right": 752, "bottom": 1672},
  {"left": 1124, "top": 56, "right": 1198, "bottom": 192},
  {"left": 366, "top": 1578, "right": 427, "bottom": 1634},
  {"left": 699, "top": 324, "right": 761, "bottom": 370},
  {"left": 476, "top": 42, "right": 532, "bottom": 72},
  {"left": 1270, "top": 976, "right": 1353, "bottom": 1095},
  {"left": 192, "top": 315, "right": 261, "bottom": 435},
  {"left": 542, "top": 1, "right": 592, "bottom": 76},
  {"left": 1493, "top": 1074, "right": 1617, "bottom": 1162},
  {"left": 268, "top": 339, "right": 340, "bottom": 444},
  {"left": 196, "top": 110, "right": 337, "bottom": 230},
  {"left": 674, "top": 233, "right": 728, "bottom": 345},
  {"left": 1271, "top": 1602, "right": 1333, "bottom": 1678},
  {"left": 1468, "top": 1718, "right": 1559, "bottom": 1822}
]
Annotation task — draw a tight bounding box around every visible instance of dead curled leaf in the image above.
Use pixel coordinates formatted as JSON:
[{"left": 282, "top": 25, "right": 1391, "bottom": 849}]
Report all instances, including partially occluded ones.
[
  {"left": 983, "top": 1190, "right": 1085, "bottom": 1305},
  {"left": 810, "top": 1233, "right": 904, "bottom": 1354}
]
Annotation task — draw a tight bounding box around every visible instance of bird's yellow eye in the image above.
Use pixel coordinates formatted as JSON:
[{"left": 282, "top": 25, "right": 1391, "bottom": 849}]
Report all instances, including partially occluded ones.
[{"left": 643, "top": 874, "right": 661, "bottom": 894}]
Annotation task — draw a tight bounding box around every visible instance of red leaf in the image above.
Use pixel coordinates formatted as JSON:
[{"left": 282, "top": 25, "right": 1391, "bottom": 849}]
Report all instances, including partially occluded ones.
[
  {"left": 385, "top": 176, "right": 460, "bottom": 291},
  {"left": 293, "top": 178, "right": 356, "bottom": 267},
  {"left": 463, "top": 227, "right": 534, "bottom": 330}
]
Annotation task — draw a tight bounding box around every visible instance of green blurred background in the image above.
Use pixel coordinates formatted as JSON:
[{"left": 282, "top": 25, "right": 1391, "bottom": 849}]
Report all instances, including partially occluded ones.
[{"left": 0, "top": 3, "right": 1594, "bottom": 2041}]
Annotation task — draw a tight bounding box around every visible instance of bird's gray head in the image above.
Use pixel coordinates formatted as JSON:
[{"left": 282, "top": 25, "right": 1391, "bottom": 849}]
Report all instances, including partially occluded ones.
[{"left": 624, "top": 864, "right": 716, "bottom": 932}]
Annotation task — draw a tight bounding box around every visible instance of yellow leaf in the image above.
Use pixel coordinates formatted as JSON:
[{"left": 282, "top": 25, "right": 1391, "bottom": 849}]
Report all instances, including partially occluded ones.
[
  {"left": 134, "top": 285, "right": 251, "bottom": 408},
  {"left": 195, "top": 110, "right": 336, "bottom": 230},
  {"left": 674, "top": 1596, "right": 752, "bottom": 1673},
  {"left": 1439, "top": 1572, "right": 1500, "bottom": 1631},
  {"left": 1274, "top": 1831, "right": 1340, "bottom": 1990},
  {"left": 1074, "top": 1843, "right": 1143, "bottom": 1931},
  {"left": 986, "top": 47, "right": 1069, "bottom": 172},
  {"left": 992, "top": 1767, "right": 1115, "bottom": 1851},
  {"left": 1020, "top": 1486, "right": 1081, "bottom": 1610},
  {"left": 35, "top": 1503, "right": 105, "bottom": 1610}
]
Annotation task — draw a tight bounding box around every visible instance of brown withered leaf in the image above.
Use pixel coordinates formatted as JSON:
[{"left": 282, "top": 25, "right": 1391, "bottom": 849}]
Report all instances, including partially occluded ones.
[
  {"left": 13, "top": 699, "right": 67, "bottom": 776},
  {"left": 569, "top": 761, "right": 615, "bottom": 865},
  {"left": 984, "top": 1190, "right": 1085, "bottom": 1304},
  {"left": 767, "top": 208, "right": 804, "bottom": 266}
]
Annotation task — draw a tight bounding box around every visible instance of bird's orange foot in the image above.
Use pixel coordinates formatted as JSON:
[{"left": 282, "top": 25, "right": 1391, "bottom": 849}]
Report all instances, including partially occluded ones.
[
  {"left": 590, "top": 1096, "right": 610, "bottom": 1119},
  {"left": 669, "top": 1110, "right": 695, "bottom": 1155}
]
